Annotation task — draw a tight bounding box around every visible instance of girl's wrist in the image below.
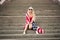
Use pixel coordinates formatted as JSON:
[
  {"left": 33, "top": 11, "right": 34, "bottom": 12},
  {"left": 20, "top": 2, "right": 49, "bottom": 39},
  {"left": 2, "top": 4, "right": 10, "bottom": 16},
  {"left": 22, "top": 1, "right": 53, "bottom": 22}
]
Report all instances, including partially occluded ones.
[{"left": 30, "top": 21, "right": 33, "bottom": 24}]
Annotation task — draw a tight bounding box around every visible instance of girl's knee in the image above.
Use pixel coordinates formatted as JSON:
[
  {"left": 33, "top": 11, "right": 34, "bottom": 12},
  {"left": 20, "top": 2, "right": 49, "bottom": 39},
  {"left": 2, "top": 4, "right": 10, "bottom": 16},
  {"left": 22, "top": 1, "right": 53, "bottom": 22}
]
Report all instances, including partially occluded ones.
[
  {"left": 29, "top": 24, "right": 32, "bottom": 29},
  {"left": 24, "top": 24, "right": 29, "bottom": 29}
]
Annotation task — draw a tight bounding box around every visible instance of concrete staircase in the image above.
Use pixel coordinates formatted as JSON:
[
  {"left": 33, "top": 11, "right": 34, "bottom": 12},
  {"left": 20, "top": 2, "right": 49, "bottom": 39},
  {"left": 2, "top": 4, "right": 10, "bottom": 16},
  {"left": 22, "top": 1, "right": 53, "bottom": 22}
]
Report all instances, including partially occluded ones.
[{"left": 0, "top": 0, "right": 60, "bottom": 40}]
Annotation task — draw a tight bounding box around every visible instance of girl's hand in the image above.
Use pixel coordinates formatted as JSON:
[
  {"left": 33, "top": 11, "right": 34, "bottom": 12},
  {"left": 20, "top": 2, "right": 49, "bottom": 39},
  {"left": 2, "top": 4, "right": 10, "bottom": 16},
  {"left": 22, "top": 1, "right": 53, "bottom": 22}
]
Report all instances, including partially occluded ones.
[{"left": 30, "top": 21, "right": 33, "bottom": 24}]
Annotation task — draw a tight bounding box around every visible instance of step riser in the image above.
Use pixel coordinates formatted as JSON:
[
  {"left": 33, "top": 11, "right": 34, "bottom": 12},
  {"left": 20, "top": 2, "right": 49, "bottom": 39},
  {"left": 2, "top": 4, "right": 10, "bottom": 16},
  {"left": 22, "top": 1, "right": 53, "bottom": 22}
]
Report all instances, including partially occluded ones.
[
  {"left": 0, "top": 23, "right": 60, "bottom": 26},
  {"left": 0, "top": 38, "right": 60, "bottom": 40},
  {"left": 0, "top": 26, "right": 60, "bottom": 30},
  {"left": 0, "top": 34, "right": 60, "bottom": 38},
  {"left": 6, "top": 0, "right": 52, "bottom": 3},
  {"left": 0, "top": 17, "right": 60, "bottom": 23},
  {"left": 2, "top": 6, "right": 60, "bottom": 10},
  {"left": 0, "top": 13, "right": 60, "bottom": 16},
  {"left": 0, "top": 30, "right": 60, "bottom": 34}
]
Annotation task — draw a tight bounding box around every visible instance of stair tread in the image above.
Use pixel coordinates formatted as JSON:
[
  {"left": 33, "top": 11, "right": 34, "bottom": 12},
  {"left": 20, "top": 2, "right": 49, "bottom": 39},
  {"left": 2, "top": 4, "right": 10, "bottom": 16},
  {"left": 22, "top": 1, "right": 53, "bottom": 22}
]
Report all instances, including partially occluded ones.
[
  {"left": 0, "top": 26, "right": 60, "bottom": 30},
  {"left": 0, "top": 30, "right": 60, "bottom": 34},
  {"left": 0, "top": 38, "right": 60, "bottom": 40},
  {"left": 0, "top": 33, "right": 60, "bottom": 36}
]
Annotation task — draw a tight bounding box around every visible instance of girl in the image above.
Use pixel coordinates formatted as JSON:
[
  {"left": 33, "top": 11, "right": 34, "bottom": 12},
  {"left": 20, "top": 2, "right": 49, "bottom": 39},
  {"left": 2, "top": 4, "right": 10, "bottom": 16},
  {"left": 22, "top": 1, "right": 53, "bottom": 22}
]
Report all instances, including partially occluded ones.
[{"left": 23, "top": 7, "right": 36, "bottom": 34}]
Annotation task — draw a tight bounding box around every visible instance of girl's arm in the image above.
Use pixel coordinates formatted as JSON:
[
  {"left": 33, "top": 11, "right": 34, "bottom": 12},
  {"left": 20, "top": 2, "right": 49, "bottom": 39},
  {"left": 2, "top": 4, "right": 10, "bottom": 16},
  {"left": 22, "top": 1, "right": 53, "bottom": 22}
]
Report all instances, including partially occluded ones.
[
  {"left": 30, "top": 13, "right": 36, "bottom": 23},
  {"left": 26, "top": 14, "right": 29, "bottom": 24}
]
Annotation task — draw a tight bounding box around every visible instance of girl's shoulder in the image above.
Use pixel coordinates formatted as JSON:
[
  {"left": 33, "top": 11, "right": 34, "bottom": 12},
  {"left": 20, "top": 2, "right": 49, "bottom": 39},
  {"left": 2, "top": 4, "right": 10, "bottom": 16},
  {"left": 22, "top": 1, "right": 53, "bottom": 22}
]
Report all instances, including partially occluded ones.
[{"left": 26, "top": 13, "right": 29, "bottom": 16}]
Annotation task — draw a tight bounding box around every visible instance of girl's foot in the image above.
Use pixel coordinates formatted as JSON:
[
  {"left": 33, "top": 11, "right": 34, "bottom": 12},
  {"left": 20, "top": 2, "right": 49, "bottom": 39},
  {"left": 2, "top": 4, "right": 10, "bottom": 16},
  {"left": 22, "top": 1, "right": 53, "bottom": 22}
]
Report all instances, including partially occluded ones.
[
  {"left": 36, "top": 31, "right": 39, "bottom": 34},
  {"left": 23, "top": 31, "right": 26, "bottom": 34}
]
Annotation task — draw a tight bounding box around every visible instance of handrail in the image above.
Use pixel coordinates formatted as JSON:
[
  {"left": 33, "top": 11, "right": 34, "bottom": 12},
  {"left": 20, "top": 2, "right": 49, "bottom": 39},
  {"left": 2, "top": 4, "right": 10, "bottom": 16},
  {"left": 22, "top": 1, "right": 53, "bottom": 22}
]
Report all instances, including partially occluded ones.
[
  {"left": 58, "top": 0, "right": 60, "bottom": 2},
  {"left": 0, "top": 0, "right": 5, "bottom": 5}
]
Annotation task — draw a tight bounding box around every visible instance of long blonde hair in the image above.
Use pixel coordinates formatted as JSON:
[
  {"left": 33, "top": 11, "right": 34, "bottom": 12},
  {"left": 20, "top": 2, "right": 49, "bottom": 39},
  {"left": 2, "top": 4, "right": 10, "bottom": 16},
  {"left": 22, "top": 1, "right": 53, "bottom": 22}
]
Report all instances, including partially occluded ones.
[{"left": 27, "top": 7, "right": 36, "bottom": 21}]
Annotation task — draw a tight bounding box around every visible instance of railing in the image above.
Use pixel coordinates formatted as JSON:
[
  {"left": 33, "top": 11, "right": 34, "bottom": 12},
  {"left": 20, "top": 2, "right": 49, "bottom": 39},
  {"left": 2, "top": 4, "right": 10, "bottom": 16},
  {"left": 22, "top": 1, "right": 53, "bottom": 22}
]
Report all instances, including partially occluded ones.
[
  {"left": 0, "top": 0, "right": 5, "bottom": 5},
  {"left": 58, "top": 0, "right": 60, "bottom": 2},
  {"left": 50, "top": 0, "right": 60, "bottom": 5},
  {"left": 58, "top": 0, "right": 60, "bottom": 5}
]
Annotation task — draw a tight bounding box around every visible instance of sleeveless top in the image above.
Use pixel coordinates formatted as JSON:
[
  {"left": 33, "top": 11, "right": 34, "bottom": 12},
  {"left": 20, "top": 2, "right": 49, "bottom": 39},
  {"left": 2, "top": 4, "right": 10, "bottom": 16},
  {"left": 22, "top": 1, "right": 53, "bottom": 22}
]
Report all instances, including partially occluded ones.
[{"left": 26, "top": 13, "right": 33, "bottom": 24}]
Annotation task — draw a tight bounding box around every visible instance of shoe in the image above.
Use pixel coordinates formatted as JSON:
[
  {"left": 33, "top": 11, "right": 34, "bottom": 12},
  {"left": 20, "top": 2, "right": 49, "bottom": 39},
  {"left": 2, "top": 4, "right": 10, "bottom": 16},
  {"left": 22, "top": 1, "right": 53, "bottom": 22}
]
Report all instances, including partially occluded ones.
[
  {"left": 36, "top": 31, "right": 39, "bottom": 34},
  {"left": 23, "top": 31, "right": 26, "bottom": 34}
]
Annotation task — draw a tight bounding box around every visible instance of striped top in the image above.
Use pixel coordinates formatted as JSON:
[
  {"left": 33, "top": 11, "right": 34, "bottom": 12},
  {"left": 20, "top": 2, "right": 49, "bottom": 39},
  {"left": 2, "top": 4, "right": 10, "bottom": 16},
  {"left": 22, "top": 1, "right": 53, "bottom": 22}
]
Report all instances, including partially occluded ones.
[{"left": 26, "top": 13, "right": 33, "bottom": 24}]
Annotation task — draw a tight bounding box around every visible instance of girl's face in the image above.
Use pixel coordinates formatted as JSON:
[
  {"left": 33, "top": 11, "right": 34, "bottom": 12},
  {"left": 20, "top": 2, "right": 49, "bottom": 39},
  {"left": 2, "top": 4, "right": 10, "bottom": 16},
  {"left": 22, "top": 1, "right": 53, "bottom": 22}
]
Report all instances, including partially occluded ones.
[{"left": 29, "top": 9, "right": 33, "bottom": 13}]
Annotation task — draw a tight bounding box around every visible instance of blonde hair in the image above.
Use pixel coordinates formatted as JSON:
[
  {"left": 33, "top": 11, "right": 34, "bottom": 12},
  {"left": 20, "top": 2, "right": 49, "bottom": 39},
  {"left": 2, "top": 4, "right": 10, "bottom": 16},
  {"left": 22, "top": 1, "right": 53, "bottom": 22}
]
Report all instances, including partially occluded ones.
[{"left": 27, "top": 8, "right": 36, "bottom": 21}]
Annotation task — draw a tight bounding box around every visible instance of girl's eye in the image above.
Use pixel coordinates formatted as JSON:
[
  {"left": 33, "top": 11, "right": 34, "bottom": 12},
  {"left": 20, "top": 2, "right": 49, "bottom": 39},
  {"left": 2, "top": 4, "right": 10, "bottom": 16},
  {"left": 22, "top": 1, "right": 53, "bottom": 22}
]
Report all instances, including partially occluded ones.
[{"left": 29, "top": 9, "right": 32, "bottom": 10}]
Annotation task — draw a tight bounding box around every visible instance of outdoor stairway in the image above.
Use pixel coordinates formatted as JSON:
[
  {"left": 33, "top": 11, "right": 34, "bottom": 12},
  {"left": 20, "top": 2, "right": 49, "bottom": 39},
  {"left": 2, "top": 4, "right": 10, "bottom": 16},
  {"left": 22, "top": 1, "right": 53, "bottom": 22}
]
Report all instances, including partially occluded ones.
[{"left": 0, "top": 0, "right": 60, "bottom": 40}]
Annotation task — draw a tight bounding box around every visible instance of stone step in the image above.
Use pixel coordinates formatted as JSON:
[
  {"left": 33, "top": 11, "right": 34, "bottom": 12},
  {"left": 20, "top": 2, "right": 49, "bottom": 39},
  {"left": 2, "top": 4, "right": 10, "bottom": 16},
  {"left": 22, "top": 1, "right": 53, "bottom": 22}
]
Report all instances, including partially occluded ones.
[
  {"left": 0, "top": 25, "right": 60, "bottom": 30},
  {"left": 7, "top": 2, "right": 58, "bottom": 7},
  {"left": 7, "top": 3, "right": 58, "bottom": 6},
  {"left": 0, "top": 38, "right": 60, "bottom": 40},
  {"left": 0, "top": 12, "right": 60, "bottom": 16},
  {"left": 0, "top": 10, "right": 60, "bottom": 16},
  {"left": 11, "top": 0, "right": 52, "bottom": 3},
  {"left": 0, "top": 6, "right": 60, "bottom": 15},
  {"left": 4, "top": 5, "right": 60, "bottom": 10},
  {"left": 0, "top": 23, "right": 60, "bottom": 26},
  {"left": 1, "top": 20, "right": 59, "bottom": 25},
  {"left": 0, "top": 30, "right": 60, "bottom": 34},
  {"left": 1, "top": 6, "right": 57, "bottom": 12},
  {"left": 0, "top": 33, "right": 60, "bottom": 39},
  {"left": 0, "top": 16, "right": 60, "bottom": 23},
  {"left": 0, "top": 2, "right": 59, "bottom": 11},
  {"left": 0, "top": 10, "right": 60, "bottom": 14},
  {"left": 0, "top": 22, "right": 59, "bottom": 26}
]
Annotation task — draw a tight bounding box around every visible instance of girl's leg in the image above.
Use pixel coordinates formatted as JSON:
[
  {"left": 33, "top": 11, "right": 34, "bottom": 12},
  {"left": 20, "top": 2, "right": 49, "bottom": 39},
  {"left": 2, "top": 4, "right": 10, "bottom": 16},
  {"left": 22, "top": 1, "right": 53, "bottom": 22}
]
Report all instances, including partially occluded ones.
[
  {"left": 36, "top": 27, "right": 39, "bottom": 34},
  {"left": 23, "top": 24, "right": 28, "bottom": 34},
  {"left": 29, "top": 23, "right": 32, "bottom": 30}
]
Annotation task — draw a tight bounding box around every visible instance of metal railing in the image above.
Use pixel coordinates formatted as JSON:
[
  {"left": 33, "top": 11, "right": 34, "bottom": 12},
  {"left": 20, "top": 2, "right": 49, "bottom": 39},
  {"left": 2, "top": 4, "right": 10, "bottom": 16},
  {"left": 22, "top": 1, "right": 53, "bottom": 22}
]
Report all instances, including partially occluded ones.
[
  {"left": 51, "top": 0, "right": 60, "bottom": 5},
  {"left": 0, "top": 0, "right": 5, "bottom": 5}
]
